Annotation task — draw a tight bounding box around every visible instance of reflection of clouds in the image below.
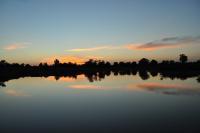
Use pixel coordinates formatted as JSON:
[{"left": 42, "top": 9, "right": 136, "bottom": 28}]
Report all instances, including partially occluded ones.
[
  {"left": 4, "top": 89, "right": 30, "bottom": 97},
  {"left": 135, "top": 82, "right": 200, "bottom": 95},
  {"left": 68, "top": 84, "right": 110, "bottom": 90}
]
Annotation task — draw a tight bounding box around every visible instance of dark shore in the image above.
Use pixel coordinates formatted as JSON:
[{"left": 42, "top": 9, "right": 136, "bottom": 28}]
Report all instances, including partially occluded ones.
[{"left": 1, "top": 57, "right": 200, "bottom": 86}]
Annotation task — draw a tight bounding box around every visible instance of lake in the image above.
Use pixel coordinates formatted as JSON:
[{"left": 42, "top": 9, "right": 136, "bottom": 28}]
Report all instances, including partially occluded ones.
[{"left": 0, "top": 73, "right": 200, "bottom": 133}]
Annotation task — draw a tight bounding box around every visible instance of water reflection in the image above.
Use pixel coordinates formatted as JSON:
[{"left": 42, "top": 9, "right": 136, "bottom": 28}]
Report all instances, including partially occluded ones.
[
  {"left": 1, "top": 71, "right": 200, "bottom": 97},
  {"left": 45, "top": 75, "right": 200, "bottom": 95},
  {"left": 0, "top": 74, "right": 200, "bottom": 132},
  {"left": 135, "top": 82, "right": 200, "bottom": 96},
  {"left": 50, "top": 70, "right": 199, "bottom": 84},
  {"left": 47, "top": 75, "right": 85, "bottom": 82},
  {"left": 68, "top": 85, "right": 105, "bottom": 90},
  {"left": 1, "top": 69, "right": 200, "bottom": 85},
  {"left": 0, "top": 82, "right": 6, "bottom": 87}
]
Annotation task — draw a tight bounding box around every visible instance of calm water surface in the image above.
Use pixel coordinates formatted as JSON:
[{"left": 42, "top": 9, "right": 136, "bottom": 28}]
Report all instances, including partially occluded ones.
[{"left": 0, "top": 74, "right": 200, "bottom": 133}]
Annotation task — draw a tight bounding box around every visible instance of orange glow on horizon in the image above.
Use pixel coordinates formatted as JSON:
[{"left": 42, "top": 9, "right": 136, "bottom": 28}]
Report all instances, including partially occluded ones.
[{"left": 42, "top": 55, "right": 103, "bottom": 65}]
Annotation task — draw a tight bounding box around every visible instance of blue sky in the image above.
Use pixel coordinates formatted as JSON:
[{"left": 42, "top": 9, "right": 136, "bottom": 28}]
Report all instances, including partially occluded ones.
[{"left": 0, "top": 0, "right": 200, "bottom": 64}]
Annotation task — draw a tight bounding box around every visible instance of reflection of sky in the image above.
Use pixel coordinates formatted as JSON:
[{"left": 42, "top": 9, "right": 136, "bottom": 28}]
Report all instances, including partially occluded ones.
[
  {"left": 0, "top": 0, "right": 200, "bottom": 64},
  {"left": 0, "top": 75, "right": 200, "bottom": 132}
]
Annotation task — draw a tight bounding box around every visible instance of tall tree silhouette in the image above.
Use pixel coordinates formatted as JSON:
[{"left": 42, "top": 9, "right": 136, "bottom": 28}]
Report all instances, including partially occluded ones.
[
  {"left": 179, "top": 54, "right": 188, "bottom": 63},
  {"left": 54, "top": 59, "right": 60, "bottom": 66}
]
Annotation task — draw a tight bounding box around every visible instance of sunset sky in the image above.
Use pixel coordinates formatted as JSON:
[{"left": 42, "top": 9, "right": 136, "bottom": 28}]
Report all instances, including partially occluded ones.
[{"left": 0, "top": 0, "right": 200, "bottom": 64}]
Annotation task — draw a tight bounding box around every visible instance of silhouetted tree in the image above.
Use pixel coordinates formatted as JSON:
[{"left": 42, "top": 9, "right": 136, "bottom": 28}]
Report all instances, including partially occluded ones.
[
  {"left": 25, "top": 64, "right": 31, "bottom": 68},
  {"left": 39, "top": 63, "right": 43, "bottom": 67},
  {"left": 138, "top": 58, "right": 149, "bottom": 66},
  {"left": 98, "top": 60, "right": 105, "bottom": 67},
  {"left": 54, "top": 59, "right": 60, "bottom": 66},
  {"left": 105, "top": 62, "right": 111, "bottom": 68},
  {"left": 84, "top": 59, "right": 97, "bottom": 67},
  {"left": 113, "top": 62, "right": 119, "bottom": 67},
  {"left": 131, "top": 61, "right": 137, "bottom": 67},
  {"left": 150, "top": 59, "right": 158, "bottom": 66},
  {"left": 119, "top": 61, "right": 125, "bottom": 67},
  {"left": 43, "top": 63, "right": 48, "bottom": 67},
  {"left": 0, "top": 60, "right": 8, "bottom": 67},
  {"left": 0, "top": 60, "right": 6, "bottom": 64},
  {"left": 179, "top": 54, "right": 188, "bottom": 63},
  {"left": 12, "top": 63, "right": 20, "bottom": 67}
]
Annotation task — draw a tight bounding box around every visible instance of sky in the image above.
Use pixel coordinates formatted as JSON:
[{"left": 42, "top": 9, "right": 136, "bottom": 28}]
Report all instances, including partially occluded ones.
[{"left": 0, "top": 0, "right": 200, "bottom": 64}]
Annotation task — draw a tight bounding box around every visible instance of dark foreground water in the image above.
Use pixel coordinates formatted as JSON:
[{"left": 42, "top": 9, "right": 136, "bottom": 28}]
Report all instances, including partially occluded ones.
[{"left": 0, "top": 74, "right": 200, "bottom": 133}]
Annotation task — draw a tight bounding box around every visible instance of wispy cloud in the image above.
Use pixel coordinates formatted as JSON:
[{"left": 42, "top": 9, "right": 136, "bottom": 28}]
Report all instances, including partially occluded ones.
[
  {"left": 126, "top": 36, "right": 200, "bottom": 51},
  {"left": 66, "top": 36, "right": 200, "bottom": 52},
  {"left": 3, "top": 42, "right": 30, "bottom": 51},
  {"left": 67, "top": 46, "right": 121, "bottom": 52}
]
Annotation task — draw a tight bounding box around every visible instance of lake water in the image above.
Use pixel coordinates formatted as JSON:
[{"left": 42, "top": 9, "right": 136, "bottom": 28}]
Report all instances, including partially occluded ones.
[{"left": 0, "top": 74, "right": 200, "bottom": 133}]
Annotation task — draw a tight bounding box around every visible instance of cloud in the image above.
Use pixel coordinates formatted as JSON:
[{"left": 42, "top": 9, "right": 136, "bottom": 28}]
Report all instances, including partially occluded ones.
[
  {"left": 125, "top": 36, "right": 200, "bottom": 51},
  {"left": 67, "top": 46, "right": 121, "bottom": 52},
  {"left": 3, "top": 42, "right": 30, "bottom": 51},
  {"left": 66, "top": 36, "right": 200, "bottom": 52}
]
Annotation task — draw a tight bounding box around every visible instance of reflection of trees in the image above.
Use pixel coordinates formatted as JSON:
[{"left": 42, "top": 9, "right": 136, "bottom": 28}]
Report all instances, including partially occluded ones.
[
  {"left": 0, "top": 82, "right": 6, "bottom": 87},
  {"left": 149, "top": 70, "right": 158, "bottom": 77},
  {"left": 138, "top": 70, "right": 149, "bottom": 80},
  {"left": 0, "top": 69, "right": 200, "bottom": 83},
  {"left": 197, "top": 76, "right": 200, "bottom": 83},
  {"left": 84, "top": 69, "right": 148, "bottom": 82},
  {"left": 54, "top": 75, "right": 60, "bottom": 80}
]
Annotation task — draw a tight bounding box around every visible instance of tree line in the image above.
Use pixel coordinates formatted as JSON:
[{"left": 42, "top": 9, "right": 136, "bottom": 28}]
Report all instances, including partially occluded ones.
[
  {"left": 0, "top": 54, "right": 199, "bottom": 70},
  {"left": 0, "top": 54, "right": 200, "bottom": 84}
]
